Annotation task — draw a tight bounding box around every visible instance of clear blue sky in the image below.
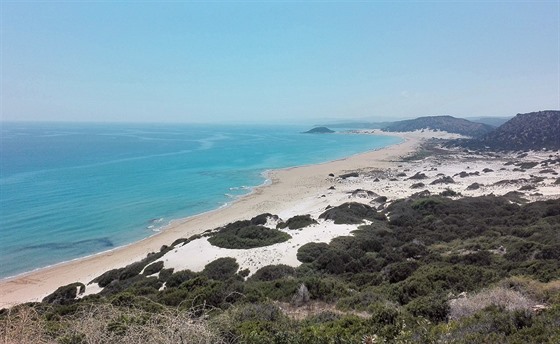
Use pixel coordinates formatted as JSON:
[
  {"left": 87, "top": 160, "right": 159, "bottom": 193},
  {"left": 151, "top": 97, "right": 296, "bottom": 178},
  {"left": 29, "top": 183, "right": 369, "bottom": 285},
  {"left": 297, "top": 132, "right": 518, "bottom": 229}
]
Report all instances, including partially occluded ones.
[{"left": 1, "top": 1, "right": 559, "bottom": 124}]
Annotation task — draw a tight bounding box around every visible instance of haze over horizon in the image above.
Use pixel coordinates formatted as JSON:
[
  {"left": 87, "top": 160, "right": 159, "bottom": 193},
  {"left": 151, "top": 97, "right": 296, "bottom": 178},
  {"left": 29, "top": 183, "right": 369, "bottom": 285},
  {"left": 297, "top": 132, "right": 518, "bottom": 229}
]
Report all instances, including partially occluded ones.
[{"left": 2, "top": 2, "right": 559, "bottom": 124}]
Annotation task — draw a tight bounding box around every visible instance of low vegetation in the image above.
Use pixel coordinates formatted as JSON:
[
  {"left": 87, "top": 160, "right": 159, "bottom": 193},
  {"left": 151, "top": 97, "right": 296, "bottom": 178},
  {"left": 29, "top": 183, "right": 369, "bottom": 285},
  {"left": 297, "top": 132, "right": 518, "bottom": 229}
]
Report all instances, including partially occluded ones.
[
  {"left": 276, "top": 214, "right": 317, "bottom": 230},
  {"left": 2, "top": 196, "right": 559, "bottom": 343},
  {"left": 319, "top": 202, "right": 386, "bottom": 224},
  {"left": 207, "top": 221, "right": 291, "bottom": 249}
]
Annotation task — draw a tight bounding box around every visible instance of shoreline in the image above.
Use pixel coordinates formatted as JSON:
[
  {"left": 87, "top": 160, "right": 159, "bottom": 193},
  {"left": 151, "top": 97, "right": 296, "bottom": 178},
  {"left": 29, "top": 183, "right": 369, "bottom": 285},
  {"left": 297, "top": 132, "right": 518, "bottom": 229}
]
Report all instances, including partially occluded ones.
[{"left": 0, "top": 130, "right": 450, "bottom": 307}]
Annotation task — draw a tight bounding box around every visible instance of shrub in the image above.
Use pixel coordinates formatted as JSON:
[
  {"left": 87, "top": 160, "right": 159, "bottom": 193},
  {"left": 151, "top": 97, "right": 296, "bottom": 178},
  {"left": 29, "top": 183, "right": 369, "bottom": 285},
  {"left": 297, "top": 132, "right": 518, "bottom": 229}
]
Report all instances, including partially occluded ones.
[
  {"left": 296, "top": 242, "right": 330, "bottom": 263},
  {"left": 394, "top": 264, "right": 498, "bottom": 304},
  {"left": 92, "top": 268, "right": 123, "bottom": 287},
  {"left": 337, "top": 288, "right": 385, "bottom": 311},
  {"left": 301, "top": 276, "right": 351, "bottom": 302},
  {"left": 158, "top": 268, "right": 174, "bottom": 282},
  {"left": 449, "top": 286, "right": 535, "bottom": 321},
  {"left": 208, "top": 224, "right": 291, "bottom": 249},
  {"left": 384, "top": 260, "right": 420, "bottom": 283},
  {"left": 238, "top": 268, "right": 250, "bottom": 278},
  {"left": 143, "top": 261, "right": 164, "bottom": 275},
  {"left": 244, "top": 279, "right": 300, "bottom": 302},
  {"left": 347, "top": 272, "right": 383, "bottom": 288},
  {"left": 249, "top": 264, "right": 295, "bottom": 282},
  {"left": 118, "top": 261, "right": 146, "bottom": 280},
  {"left": 440, "top": 188, "right": 460, "bottom": 197},
  {"left": 202, "top": 257, "right": 239, "bottom": 281},
  {"left": 340, "top": 172, "right": 359, "bottom": 179},
  {"left": 410, "top": 182, "right": 425, "bottom": 189},
  {"left": 99, "top": 274, "right": 157, "bottom": 296},
  {"left": 314, "top": 249, "right": 352, "bottom": 274},
  {"left": 230, "top": 302, "right": 284, "bottom": 323},
  {"left": 165, "top": 269, "right": 197, "bottom": 288},
  {"left": 401, "top": 242, "right": 428, "bottom": 258},
  {"left": 12, "top": 303, "right": 227, "bottom": 343},
  {"left": 498, "top": 276, "right": 560, "bottom": 304},
  {"left": 319, "top": 202, "right": 385, "bottom": 224},
  {"left": 42, "top": 282, "right": 86, "bottom": 305},
  {"left": 536, "top": 244, "right": 560, "bottom": 260},
  {"left": 405, "top": 294, "right": 449, "bottom": 322},
  {"left": 277, "top": 214, "right": 317, "bottom": 230},
  {"left": 408, "top": 172, "right": 428, "bottom": 180},
  {"left": 430, "top": 176, "right": 455, "bottom": 185},
  {"left": 250, "top": 213, "right": 278, "bottom": 226},
  {"left": 467, "top": 182, "right": 482, "bottom": 190}
]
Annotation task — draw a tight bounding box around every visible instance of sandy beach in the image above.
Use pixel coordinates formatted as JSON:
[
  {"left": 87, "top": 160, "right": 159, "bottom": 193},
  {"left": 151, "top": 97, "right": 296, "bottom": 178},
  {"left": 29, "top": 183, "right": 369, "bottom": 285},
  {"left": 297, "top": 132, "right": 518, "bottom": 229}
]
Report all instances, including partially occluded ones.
[
  {"left": 2, "top": 129, "right": 559, "bottom": 307},
  {"left": 0, "top": 130, "right": 418, "bottom": 307}
]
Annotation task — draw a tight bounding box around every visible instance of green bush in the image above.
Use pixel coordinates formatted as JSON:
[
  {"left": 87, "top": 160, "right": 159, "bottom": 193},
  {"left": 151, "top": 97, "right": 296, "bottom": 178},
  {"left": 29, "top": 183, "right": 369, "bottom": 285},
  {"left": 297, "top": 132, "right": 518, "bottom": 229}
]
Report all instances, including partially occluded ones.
[
  {"left": 314, "top": 249, "right": 352, "bottom": 274},
  {"left": 92, "top": 268, "right": 123, "bottom": 287},
  {"left": 250, "top": 213, "right": 278, "bottom": 225},
  {"left": 165, "top": 269, "right": 197, "bottom": 288},
  {"left": 158, "top": 268, "right": 174, "bottom": 282},
  {"left": 230, "top": 302, "right": 284, "bottom": 323},
  {"left": 405, "top": 294, "right": 449, "bottom": 322},
  {"left": 42, "top": 282, "right": 85, "bottom": 305},
  {"left": 249, "top": 264, "right": 295, "bottom": 282},
  {"left": 337, "top": 288, "right": 385, "bottom": 311},
  {"left": 319, "top": 202, "right": 385, "bottom": 224},
  {"left": 384, "top": 260, "right": 421, "bottom": 283},
  {"left": 118, "top": 261, "right": 146, "bottom": 280},
  {"left": 208, "top": 224, "right": 291, "bottom": 249},
  {"left": 202, "top": 257, "right": 239, "bottom": 281},
  {"left": 277, "top": 214, "right": 317, "bottom": 229},
  {"left": 143, "top": 261, "right": 164, "bottom": 275},
  {"left": 244, "top": 279, "right": 300, "bottom": 302},
  {"left": 296, "top": 242, "right": 330, "bottom": 263}
]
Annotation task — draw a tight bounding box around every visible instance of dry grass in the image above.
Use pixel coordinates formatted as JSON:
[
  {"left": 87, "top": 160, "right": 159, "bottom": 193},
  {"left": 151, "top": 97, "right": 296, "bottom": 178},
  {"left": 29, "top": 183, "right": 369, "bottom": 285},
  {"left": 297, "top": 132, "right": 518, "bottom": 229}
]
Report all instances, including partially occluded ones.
[
  {"left": 0, "top": 306, "right": 50, "bottom": 344},
  {"left": 449, "top": 286, "right": 536, "bottom": 321},
  {"left": 1, "top": 303, "right": 226, "bottom": 344},
  {"left": 275, "top": 301, "right": 370, "bottom": 320},
  {"left": 498, "top": 276, "right": 560, "bottom": 304}
]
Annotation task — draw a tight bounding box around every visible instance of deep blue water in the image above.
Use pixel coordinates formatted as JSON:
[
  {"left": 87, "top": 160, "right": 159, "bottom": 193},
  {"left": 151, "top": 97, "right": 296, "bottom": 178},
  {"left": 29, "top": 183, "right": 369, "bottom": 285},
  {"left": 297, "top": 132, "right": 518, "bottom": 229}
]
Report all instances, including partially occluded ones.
[{"left": 0, "top": 122, "right": 401, "bottom": 278}]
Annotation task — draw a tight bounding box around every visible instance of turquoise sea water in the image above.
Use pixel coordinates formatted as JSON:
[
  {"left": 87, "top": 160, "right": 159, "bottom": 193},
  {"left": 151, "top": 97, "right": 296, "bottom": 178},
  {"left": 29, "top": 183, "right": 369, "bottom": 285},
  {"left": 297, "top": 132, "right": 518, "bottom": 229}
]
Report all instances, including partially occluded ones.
[{"left": 0, "top": 122, "right": 401, "bottom": 278}]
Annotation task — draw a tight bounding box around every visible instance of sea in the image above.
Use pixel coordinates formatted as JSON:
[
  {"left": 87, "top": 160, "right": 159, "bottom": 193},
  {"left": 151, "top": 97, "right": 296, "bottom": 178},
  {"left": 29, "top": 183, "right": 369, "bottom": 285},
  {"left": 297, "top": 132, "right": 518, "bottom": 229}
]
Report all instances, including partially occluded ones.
[{"left": 0, "top": 122, "right": 402, "bottom": 279}]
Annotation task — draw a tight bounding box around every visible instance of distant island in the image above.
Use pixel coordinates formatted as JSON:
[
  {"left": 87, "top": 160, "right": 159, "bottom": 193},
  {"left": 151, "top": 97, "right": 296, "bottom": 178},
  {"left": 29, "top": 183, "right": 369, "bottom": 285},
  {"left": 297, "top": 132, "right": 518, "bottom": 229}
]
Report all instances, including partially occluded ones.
[{"left": 303, "top": 126, "right": 335, "bottom": 134}]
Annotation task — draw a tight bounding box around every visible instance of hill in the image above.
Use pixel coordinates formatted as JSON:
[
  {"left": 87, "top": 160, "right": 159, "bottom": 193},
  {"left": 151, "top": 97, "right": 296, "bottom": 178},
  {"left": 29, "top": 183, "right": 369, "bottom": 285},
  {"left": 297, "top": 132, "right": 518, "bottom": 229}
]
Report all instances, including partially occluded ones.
[
  {"left": 315, "top": 121, "right": 391, "bottom": 129},
  {"left": 464, "top": 116, "right": 513, "bottom": 127},
  {"left": 452, "top": 110, "right": 560, "bottom": 151},
  {"left": 303, "top": 126, "right": 335, "bottom": 134},
  {"left": 383, "top": 115, "right": 494, "bottom": 137}
]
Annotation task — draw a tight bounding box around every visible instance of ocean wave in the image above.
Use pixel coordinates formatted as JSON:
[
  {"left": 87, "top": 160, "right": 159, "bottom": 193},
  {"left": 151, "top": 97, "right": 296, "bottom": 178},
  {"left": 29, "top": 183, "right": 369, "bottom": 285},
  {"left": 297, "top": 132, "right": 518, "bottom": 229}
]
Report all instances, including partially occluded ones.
[{"left": 229, "top": 185, "right": 252, "bottom": 191}]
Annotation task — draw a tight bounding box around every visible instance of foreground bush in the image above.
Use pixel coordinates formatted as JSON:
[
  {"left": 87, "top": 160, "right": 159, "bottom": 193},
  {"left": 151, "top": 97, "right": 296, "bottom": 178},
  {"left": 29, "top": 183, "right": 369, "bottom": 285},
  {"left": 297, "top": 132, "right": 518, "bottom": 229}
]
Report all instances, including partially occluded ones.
[{"left": 0, "top": 303, "right": 226, "bottom": 344}]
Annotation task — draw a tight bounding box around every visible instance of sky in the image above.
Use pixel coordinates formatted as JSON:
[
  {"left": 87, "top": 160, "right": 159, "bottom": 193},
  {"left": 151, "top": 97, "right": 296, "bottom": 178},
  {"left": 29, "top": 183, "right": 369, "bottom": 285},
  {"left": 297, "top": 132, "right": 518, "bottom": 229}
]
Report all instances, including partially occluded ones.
[{"left": 1, "top": 1, "right": 559, "bottom": 124}]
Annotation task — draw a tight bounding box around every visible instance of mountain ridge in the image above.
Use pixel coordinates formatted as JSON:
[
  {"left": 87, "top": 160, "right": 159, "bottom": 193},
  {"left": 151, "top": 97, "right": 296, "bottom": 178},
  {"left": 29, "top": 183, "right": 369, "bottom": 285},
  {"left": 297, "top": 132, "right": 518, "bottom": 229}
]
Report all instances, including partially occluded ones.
[
  {"left": 382, "top": 115, "right": 495, "bottom": 137},
  {"left": 450, "top": 110, "right": 560, "bottom": 151}
]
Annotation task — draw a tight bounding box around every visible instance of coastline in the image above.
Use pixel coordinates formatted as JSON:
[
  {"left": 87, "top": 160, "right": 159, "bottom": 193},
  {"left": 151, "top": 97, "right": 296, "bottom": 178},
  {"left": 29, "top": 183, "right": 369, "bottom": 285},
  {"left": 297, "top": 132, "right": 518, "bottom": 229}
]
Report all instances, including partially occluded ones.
[{"left": 0, "top": 130, "right": 449, "bottom": 307}]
